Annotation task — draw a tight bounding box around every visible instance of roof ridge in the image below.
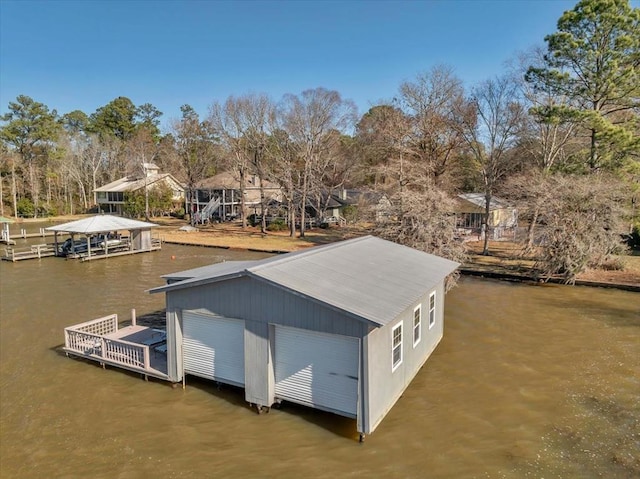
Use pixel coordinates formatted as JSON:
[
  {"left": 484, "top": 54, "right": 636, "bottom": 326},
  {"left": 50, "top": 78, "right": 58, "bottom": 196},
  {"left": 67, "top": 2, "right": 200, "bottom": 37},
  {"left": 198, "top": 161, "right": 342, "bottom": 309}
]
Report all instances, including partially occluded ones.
[{"left": 248, "top": 235, "right": 373, "bottom": 273}]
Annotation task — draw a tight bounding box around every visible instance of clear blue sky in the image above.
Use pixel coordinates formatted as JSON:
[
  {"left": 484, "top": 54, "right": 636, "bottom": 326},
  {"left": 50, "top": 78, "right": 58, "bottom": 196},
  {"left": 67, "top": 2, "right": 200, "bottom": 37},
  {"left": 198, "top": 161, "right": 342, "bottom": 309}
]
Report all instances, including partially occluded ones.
[{"left": 1, "top": 0, "right": 581, "bottom": 130}]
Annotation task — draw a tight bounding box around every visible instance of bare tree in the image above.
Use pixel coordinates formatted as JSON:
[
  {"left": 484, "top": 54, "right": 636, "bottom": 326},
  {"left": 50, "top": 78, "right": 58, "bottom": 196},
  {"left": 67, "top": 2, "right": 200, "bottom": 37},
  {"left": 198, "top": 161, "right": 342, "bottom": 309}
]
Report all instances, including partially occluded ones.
[
  {"left": 354, "top": 104, "right": 410, "bottom": 189},
  {"left": 512, "top": 47, "right": 579, "bottom": 173},
  {"left": 125, "top": 128, "right": 159, "bottom": 220},
  {"left": 535, "top": 174, "right": 629, "bottom": 283},
  {"left": 279, "top": 88, "right": 357, "bottom": 237},
  {"left": 456, "top": 76, "right": 526, "bottom": 254},
  {"left": 209, "top": 94, "right": 272, "bottom": 228},
  {"left": 376, "top": 186, "right": 467, "bottom": 290},
  {"left": 171, "top": 105, "right": 218, "bottom": 220},
  {"left": 266, "top": 128, "right": 298, "bottom": 237},
  {"left": 507, "top": 48, "right": 580, "bottom": 250},
  {"left": 397, "top": 65, "right": 469, "bottom": 189},
  {"left": 240, "top": 94, "right": 275, "bottom": 234}
]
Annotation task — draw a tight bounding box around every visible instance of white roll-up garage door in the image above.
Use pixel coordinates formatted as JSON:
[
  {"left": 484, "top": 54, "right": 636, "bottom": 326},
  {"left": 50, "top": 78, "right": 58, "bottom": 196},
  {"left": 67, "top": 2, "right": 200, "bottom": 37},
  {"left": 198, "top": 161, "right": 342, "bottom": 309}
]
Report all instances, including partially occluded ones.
[
  {"left": 274, "top": 325, "right": 359, "bottom": 418},
  {"left": 182, "top": 310, "right": 245, "bottom": 386}
]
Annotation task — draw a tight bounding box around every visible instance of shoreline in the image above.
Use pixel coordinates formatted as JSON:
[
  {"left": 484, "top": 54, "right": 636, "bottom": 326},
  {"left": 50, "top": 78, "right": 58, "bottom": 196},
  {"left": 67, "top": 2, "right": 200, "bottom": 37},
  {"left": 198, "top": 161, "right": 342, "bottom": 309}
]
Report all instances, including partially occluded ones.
[
  {"left": 459, "top": 267, "right": 640, "bottom": 292},
  {"left": 6, "top": 215, "right": 638, "bottom": 291},
  {"left": 159, "top": 230, "right": 640, "bottom": 292}
]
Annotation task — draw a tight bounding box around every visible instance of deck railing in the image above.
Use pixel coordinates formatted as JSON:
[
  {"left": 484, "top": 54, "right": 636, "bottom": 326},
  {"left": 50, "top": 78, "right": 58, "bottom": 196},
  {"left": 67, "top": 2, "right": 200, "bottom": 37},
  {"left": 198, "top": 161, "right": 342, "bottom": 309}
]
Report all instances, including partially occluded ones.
[
  {"left": 65, "top": 330, "right": 104, "bottom": 355},
  {"left": 64, "top": 314, "right": 151, "bottom": 371},
  {"left": 103, "top": 338, "right": 149, "bottom": 369},
  {"left": 64, "top": 314, "right": 117, "bottom": 356}
]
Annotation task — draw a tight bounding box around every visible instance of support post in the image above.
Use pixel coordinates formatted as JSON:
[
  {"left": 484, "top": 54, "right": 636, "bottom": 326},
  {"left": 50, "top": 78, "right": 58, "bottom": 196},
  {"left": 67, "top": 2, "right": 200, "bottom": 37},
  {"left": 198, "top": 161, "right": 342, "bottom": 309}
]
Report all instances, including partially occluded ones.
[{"left": 131, "top": 308, "right": 137, "bottom": 326}]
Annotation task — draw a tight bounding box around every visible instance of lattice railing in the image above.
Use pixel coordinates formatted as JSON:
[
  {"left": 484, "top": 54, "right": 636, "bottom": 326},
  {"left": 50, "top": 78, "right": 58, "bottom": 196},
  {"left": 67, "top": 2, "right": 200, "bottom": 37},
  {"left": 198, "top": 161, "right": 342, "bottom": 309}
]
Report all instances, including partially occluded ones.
[{"left": 70, "top": 314, "right": 118, "bottom": 336}]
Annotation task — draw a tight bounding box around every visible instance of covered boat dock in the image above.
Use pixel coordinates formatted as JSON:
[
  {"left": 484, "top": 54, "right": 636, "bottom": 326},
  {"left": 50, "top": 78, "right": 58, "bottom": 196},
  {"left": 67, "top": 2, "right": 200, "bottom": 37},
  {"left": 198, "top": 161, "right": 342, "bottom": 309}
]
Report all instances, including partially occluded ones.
[{"left": 46, "top": 215, "right": 161, "bottom": 261}]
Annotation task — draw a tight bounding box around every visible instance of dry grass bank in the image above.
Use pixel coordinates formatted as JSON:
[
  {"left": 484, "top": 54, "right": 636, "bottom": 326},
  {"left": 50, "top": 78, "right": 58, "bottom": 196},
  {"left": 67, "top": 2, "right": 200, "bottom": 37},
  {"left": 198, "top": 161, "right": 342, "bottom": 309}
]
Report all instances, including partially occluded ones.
[
  {"left": 155, "top": 219, "right": 365, "bottom": 253},
  {"left": 464, "top": 240, "right": 640, "bottom": 287}
]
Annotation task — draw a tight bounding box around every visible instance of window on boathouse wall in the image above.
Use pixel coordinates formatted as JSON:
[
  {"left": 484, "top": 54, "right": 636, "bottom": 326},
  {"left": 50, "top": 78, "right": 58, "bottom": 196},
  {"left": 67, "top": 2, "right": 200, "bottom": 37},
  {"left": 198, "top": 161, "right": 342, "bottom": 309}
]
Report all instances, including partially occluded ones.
[
  {"left": 392, "top": 323, "right": 403, "bottom": 371},
  {"left": 413, "top": 305, "right": 421, "bottom": 347},
  {"left": 429, "top": 291, "right": 436, "bottom": 329}
]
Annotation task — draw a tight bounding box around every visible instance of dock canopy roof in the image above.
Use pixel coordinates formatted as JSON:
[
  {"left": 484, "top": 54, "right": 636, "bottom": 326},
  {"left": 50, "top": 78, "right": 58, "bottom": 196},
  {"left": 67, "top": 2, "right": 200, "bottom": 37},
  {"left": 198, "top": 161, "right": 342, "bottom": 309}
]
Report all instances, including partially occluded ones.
[
  {"left": 46, "top": 215, "right": 158, "bottom": 234},
  {"left": 151, "top": 235, "right": 460, "bottom": 327}
]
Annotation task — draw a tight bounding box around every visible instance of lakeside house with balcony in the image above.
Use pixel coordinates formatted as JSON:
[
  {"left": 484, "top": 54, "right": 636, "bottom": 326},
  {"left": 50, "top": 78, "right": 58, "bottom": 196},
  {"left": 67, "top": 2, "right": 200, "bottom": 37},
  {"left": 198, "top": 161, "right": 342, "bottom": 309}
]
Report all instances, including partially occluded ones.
[{"left": 95, "top": 163, "right": 185, "bottom": 215}]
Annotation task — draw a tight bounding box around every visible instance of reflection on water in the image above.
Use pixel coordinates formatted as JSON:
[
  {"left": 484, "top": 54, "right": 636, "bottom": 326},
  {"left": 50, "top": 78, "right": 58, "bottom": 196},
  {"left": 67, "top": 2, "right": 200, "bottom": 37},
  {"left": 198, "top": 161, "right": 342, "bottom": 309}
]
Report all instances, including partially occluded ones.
[{"left": 1, "top": 240, "right": 639, "bottom": 478}]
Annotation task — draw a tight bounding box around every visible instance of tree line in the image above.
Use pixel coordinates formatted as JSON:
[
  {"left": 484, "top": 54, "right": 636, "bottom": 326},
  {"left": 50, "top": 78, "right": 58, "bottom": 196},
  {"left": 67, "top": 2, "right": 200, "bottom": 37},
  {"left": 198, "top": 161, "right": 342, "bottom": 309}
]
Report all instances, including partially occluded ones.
[{"left": 1, "top": 0, "right": 638, "bottom": 282}]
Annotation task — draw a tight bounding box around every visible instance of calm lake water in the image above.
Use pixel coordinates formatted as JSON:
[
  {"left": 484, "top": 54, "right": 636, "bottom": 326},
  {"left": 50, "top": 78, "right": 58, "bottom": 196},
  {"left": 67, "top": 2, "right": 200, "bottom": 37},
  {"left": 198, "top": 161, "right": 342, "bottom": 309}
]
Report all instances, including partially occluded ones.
[{"left": 1, "top": 233, "right": 639, "bottom": 478}]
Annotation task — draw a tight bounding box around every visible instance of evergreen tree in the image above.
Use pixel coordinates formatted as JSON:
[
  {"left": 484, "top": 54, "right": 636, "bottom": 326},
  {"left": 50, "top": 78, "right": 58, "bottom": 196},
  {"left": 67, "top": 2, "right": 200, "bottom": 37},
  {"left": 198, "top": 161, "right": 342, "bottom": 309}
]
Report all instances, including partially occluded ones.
[{"left": 526, "top": 0, "right": 640, "bottom": 172}]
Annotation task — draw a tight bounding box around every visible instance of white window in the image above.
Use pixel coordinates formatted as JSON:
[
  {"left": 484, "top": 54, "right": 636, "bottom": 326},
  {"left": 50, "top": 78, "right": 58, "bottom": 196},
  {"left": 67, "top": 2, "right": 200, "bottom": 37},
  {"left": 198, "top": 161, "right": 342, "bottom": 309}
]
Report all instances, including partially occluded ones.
[
  {"left": 413, "top": 305, "right": 421, "bottom": 347},
  {"left": 392, "top": 323, "right": 403, "bottom": 371},
  {"left": 429, "top": 291, "right": 436, "bottom": 329}
]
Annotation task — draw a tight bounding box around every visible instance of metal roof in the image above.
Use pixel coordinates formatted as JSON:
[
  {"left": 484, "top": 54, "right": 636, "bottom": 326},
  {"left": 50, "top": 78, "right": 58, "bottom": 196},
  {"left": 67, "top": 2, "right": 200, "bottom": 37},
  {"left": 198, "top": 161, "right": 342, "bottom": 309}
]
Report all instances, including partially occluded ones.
[
  {"left": 457, "top": 193, "right": 511, "bottom": 210},
  {"left": 46, "top": 215, "right": 158, "bottom": 234},
  {"left": 151, "top": 236, "right": 459, "bottom": 327},
  {"left": 94, "top": 173, "right": 184, "bottom": 193},
  {"left": 162, "top": 261, "right": 260, "bottom": 282}
]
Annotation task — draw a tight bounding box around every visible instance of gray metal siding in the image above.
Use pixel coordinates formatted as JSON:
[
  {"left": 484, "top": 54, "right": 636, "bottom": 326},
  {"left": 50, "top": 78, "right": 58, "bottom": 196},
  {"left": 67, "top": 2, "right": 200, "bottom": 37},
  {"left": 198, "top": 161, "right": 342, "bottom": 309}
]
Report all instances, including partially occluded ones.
[
  {"left": 244, "top": 319, "right": 271, "bottom": 406},
  {"left": 166, "top": 277, "right": 368, "bottom": 339},
  {"left": 165, "top": 307, "right": 181, "bottom": 382},
  {"left": 364, "top": 283, "right": 445, "bottom": 434}
]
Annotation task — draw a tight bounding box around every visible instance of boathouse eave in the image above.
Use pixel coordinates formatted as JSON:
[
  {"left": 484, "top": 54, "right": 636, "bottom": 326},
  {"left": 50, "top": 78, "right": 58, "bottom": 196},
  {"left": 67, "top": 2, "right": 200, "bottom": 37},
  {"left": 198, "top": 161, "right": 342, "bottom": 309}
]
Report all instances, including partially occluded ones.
[
  {"left": 147, "top": 271, "right": 248, "bottom": 294},
  {"left": 148, "top": 267, "right": 383, "bottom": 328}
]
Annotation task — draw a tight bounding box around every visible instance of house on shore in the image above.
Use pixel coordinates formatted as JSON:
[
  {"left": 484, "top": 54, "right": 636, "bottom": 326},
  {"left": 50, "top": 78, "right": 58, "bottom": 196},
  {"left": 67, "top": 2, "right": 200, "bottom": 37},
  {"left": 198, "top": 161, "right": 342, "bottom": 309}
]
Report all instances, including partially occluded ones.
[
  {"left": 187, "top": 172, "right": 283, "bottom": 223},
  {"left": 149, "top": 235, "right": 459, "bottom": 439},
  {"left": 304, "top": 188, "right": 392, "bottom": 226},
  {"left": 455, "top": 193, "right": 518, "bottom": 240},
  {"left": 95, "top": 163, "right": 185, "bottom": 215}
]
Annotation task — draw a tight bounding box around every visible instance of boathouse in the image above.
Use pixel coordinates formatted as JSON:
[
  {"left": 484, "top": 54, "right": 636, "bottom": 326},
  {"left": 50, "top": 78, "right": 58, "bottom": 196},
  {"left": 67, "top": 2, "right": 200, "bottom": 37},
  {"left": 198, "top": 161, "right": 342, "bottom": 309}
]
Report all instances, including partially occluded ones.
[
  {"left": 46, "top": 215, "right": 161, "bottom": 260},
  {"left": 150, "top": 236, "right": 459, "bottom": 438}
]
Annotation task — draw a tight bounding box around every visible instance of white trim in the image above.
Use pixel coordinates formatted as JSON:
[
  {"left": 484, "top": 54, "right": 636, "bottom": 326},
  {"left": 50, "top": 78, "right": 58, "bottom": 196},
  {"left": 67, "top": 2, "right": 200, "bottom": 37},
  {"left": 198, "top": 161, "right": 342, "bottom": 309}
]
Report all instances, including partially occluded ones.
[
  {"left": 413, "top": 305, "right": 422, "bottom": 347},
  {"left": 391, "top": 322, "right": 403, "bottom": 372},
  {"left": 429, "top": 291, "right": 436, "bottom": 329}
]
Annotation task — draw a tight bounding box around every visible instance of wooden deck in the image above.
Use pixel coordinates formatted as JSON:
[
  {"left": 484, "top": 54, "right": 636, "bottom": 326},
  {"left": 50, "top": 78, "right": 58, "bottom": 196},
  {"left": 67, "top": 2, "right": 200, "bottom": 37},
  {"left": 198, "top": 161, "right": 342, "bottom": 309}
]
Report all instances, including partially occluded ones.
[
  {"left": 3, "top": 237, "right": 162, "bottom": 262},
  {"left": 2, "top": 243, "right": 57, "bottom": 262},
  {"left": 75, "top": 240, "right": 162, "bottom": 261},
  {"left": 63, "top": 314, "right": 169, "bottom": 381}
]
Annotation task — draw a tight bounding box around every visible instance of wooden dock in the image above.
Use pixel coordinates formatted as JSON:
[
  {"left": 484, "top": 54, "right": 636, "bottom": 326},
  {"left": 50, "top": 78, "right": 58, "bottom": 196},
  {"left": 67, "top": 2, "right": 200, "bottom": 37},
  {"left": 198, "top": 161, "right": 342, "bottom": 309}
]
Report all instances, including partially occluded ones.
[
  {"left": 63, "top": 313, "right": 169, "bottom": 381},
  {"left": 2, "top": 244, "right": 57, "bottom": 262},
  {"left": 72, "top": 239, "right": 162, "bottom": 262},
  {"left": 7, "top": 227, "right": 56, "bottom": 241}
]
